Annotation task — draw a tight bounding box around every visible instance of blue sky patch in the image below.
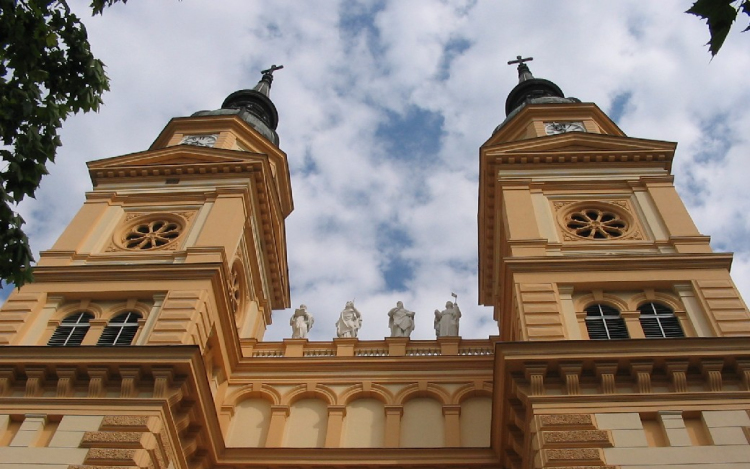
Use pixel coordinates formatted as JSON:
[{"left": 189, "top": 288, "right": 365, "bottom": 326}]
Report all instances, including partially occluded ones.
[
  {"left": 375, "top": 106, "right": 444, "bottom": 163},
  {"left": 376, "top": 222, "right": 414, "bottom": 291},
  {"left": 436, "top": 37, "right": 473, "bottom": 81},
  {"left": 608, "top": 91, "right": 632, "bottom": 124},
  {"left": 338, "top": 0, "right": 387, "bottom": 59}
]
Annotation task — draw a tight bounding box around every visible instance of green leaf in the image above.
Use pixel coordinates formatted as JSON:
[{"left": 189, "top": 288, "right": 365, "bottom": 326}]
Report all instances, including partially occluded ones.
[{"left": 687, "top": 0, "right": 740, "bottom": 55}]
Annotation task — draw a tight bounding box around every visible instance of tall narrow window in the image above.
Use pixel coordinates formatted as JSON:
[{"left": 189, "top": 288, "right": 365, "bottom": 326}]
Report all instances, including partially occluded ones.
[
  {"left": 48, "top": 312, "right": 94, "bottom": 346},
  {"left": 97, "top": 312, "right": 142, "bottom": 346},
  {"left": 585, "top": 304, "right": 629, "bottom": 339},
  {"left": 639, "top": 302, "right": 684, "bottom": 338}
]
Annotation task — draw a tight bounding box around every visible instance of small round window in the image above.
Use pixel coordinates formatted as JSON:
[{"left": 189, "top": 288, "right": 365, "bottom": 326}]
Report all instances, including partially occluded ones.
[
  {"left": 119, "top": 215, "right": 184, "bottom": 250},
  {"left": 561, "top": 204, "right": 631, "bottom": 240}
]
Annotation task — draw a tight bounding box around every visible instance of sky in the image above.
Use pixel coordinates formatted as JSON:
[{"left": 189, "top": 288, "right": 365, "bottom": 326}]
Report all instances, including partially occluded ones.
[{"left": 4, "top": 1, "right": 750, "bottom": 342}]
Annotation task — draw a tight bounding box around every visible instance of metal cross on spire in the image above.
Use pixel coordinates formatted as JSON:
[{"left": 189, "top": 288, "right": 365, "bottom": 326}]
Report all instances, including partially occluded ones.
[
  {"left": 261, "top": 64, "right": 284, "bottom": 76},
  {"left": 507, "top": 55, "right": 533, "bottom": 66},
  {"left": 507, "top": 55, "right": 534, "bottom": 82}
]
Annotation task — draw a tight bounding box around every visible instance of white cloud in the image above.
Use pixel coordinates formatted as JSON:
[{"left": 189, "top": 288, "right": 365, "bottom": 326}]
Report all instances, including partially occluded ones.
[{"left": 9, "top": 0, "right": 750, "bottom": 338}]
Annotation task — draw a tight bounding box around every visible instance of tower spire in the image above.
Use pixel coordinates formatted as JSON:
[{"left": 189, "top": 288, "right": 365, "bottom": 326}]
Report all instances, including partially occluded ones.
[
  {"left": 193, "top": 65, "right": 284, "bottom": 145},
  {"left": 500, "top": 55, "right": 578, "bottom": 119},
  {"left": 252, "top": 64, "right": 284, "bottom": 97}
]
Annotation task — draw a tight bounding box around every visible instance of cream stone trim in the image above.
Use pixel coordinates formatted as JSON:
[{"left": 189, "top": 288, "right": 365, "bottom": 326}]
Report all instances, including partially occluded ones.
[
  {"left": 394, "top": 383, "right": 451, "bottom": 406},
  {"left": 224, "top": 384, "right": 282, "bottom": 407},
  {"left": 575, "top": 293, "right": 629, "bottom": 313},
  {"left": 453, "top": 383, "right": 493, "bottom": 405},
  {"left": 339, "top": 383, "right": 395, "bottom": 406},
  {"left": 104, "top": 300, "right": 152, "bottom": 322},
  {"left": 283, "top": 383, "right": 337, "bottom": 406}
]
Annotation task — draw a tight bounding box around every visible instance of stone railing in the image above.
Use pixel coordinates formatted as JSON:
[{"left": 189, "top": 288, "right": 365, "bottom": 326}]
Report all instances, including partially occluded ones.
[{"left": 241, "top": 337, "right": 497, "bottom": 358}]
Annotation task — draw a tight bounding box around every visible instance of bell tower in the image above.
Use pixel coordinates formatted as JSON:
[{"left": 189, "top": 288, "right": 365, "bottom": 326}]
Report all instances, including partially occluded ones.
[
  {"left": 483, "top": 58, "right": 750, "bottom": 469},
  {"left": 0, "top": 66, "right": 292, "bottom": 352},
  {"left": 479, "top": 56, "right": 750, "bottom": 342}
]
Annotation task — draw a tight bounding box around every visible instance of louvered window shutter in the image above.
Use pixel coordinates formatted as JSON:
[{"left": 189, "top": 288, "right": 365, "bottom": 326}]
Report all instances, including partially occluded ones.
[
  {"left": 585, "top": 304, "right": 629, "bottom": 340},
  {"left": 97, "top": 312, "right": 141, "bottom": 346},
  {"left": 639, "top": 303, "right": 684, "bottom": 338},
  {"left": 48, "top": 312, "right": 94, "bottom": 346}
]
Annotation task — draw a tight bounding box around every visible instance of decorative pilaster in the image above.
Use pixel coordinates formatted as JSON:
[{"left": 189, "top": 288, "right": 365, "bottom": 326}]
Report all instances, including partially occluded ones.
[
  {"left": 384, "top": 405, "right": 403, "bottom": 447},
  {"left": 264, "top": 405, "right": 289, "bottom": 447},
  {"left": 443, "top": 405, "right": 461, "bottom": 447},
  {"left": 324, "top": 406, "right": 346, "bottom": 448}
]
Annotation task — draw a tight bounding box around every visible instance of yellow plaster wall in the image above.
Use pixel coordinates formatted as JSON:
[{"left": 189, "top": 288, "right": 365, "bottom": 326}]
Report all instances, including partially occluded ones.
[
  {"left": 460, "top": 397, "right": 491, "bottom": 447},
  {"left": 342, "top": 398, "right": 385, "bottom": 448},
  {"left": 400, "top": 398, "right": 444, "bottom": 447},
  {"left": 283, "top": 398, "right": 328, "bottom": 447},
  {"left": 226, "top": 398, "right": 271, "bottom": 447}
]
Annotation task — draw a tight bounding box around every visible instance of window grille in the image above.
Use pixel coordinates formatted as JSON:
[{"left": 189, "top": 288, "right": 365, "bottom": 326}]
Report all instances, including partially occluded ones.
[
  {"left": 48, "top": 312, "right": 94, "bottom": 346},
  {"left": 97, "top": 312, "right": 142, "bottom": 346},
  {"left": 639, "top": 302, "right": 684, "bottom": 338},
  {"left": 585, "top": 304, "right": 629, "bottom": 339}
]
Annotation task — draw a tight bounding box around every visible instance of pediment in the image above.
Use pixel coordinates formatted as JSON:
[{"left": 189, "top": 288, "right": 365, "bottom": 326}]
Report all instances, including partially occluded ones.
[
  {"left": 87, "top": 146, "right": 266, "bottom": 170},
  {"left": 483, "top": 132, "right": 676, "bottom": 157}
]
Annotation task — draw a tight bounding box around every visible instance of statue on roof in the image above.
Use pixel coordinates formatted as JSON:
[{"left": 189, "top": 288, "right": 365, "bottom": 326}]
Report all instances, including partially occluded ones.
[
  {"left": 434, "top": 294, "right": 461, "bottom": 338},
  {"left": 388, "top": 301, "right": 415, "bottom": 338},
  {"left": 290, "top": 304, "right": 314, "bottom": 339},
  {"left": 336, "top": 300, "right": 363, "bottom": 338}
]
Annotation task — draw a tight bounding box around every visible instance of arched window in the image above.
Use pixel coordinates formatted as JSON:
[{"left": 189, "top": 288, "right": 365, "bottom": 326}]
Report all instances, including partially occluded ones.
[
  {"left": 97, "top": 312, "right": 142, "bottom": 346},
  {"left": 585, "top": 304, "right": 629, "bottom": 339},
  {"left": 639, "top": 302, "right": 684, "bottom": 338},
  {"left": 48, "top": 312, "right": 94, "bottom": 346}
]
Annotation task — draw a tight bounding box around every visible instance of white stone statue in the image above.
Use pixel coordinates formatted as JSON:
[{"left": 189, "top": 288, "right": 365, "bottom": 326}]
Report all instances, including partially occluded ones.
[
  {"left": 290, "top": 304, "right": 314, "bottom": 339},
  {"left": 434, "top": 300, "right": 461, "bottom": 337},
  {"left": 336, "top": 301, "right": 362, "bottom": 338},
  {"left": 388, "top": 301, "right": 415, "bottom": 338}
]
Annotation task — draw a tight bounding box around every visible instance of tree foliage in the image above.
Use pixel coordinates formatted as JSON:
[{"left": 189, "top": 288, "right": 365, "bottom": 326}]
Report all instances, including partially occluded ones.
[
  {"left": 688, "top": 0, "right": 750, "bottom": 56},
  {"left": 0, "top": 0, "right": 125, "bottom": 288}
]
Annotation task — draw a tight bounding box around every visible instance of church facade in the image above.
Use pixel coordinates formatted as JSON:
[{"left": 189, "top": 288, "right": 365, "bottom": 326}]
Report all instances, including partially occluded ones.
[{"left": 1, "top": 61, "right": 750, "bottom": 469}]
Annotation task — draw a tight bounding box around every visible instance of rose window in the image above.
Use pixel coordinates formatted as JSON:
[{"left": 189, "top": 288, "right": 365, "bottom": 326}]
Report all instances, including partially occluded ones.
[
  {"left": 228, "top": 266, "right": 241, "bottom": 314},
  {"left": 123, "top": 219, "right": 182, "bottom": 250},
  {"left": 564, "top": 208, "right": 628, "bottom": 239}
]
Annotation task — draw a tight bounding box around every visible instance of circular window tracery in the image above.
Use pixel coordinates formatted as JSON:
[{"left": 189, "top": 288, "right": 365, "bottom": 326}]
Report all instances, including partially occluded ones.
[
  {"left": 564, "top": 207, "right": 629, "bottom": 239},
  {"left": 120, "top": 216, "right": 185, "bottom": 250},
  {"left": 228, "top": 265, "right": 242, "bottom": 315}
]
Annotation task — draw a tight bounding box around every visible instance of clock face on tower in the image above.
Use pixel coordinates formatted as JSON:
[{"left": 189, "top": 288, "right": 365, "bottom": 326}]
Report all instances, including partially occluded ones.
[
  {"left": 544, "top": 121, "right": 586, "bottom": 135},
  {"left": 180, "top": 134, "right": 218, "bottom": 147}
]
